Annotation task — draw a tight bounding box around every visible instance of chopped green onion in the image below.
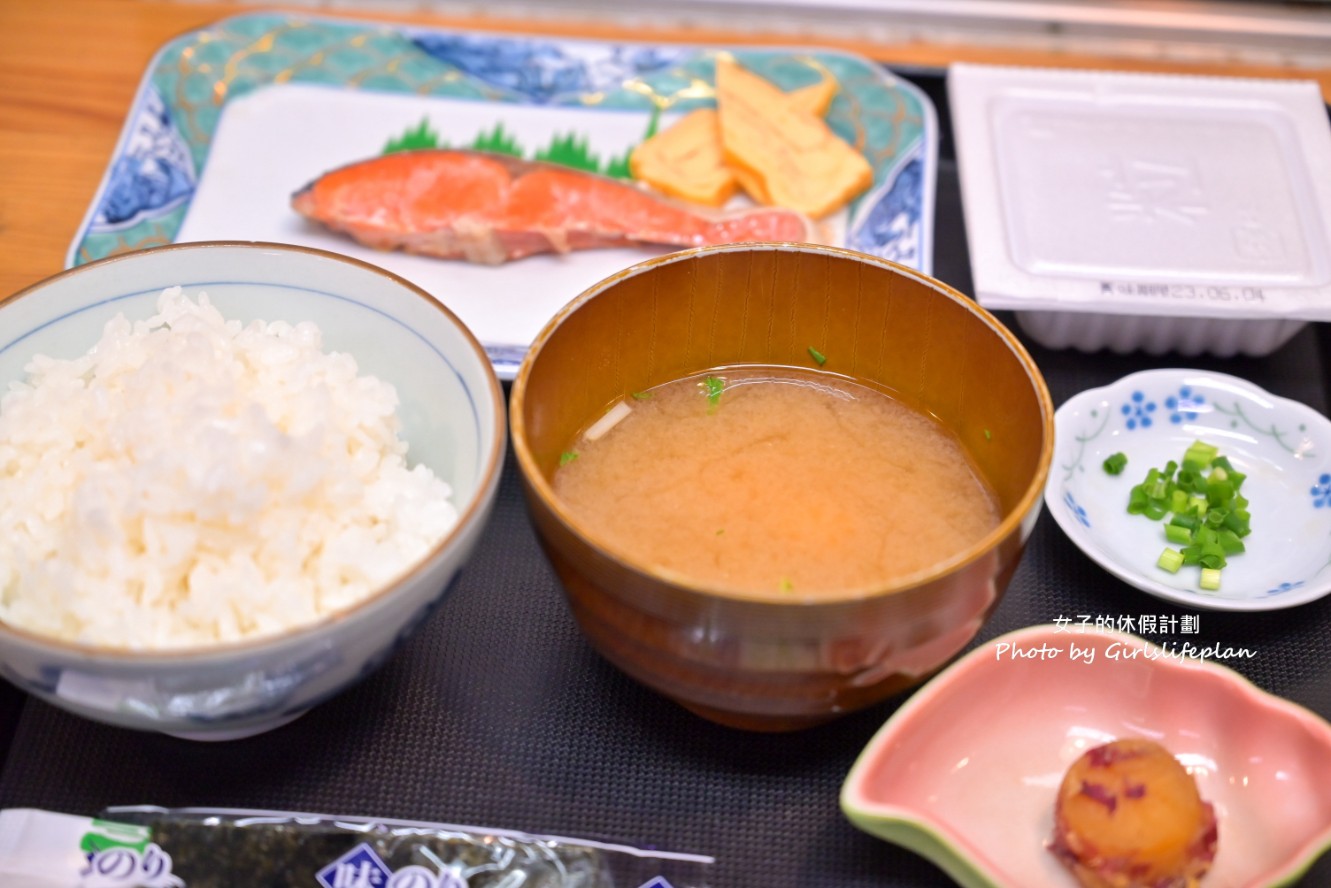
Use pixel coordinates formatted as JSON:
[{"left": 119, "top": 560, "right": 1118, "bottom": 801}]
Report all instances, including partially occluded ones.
[
  {"left": 1217, "top": 529, "right": 1245, "bottom": 555},
  {"left": 1103, "top": 452, "right": 1128, "bottom": 475},
  {"left": 1169, "top": 513, "right": 1198, "bottom": 531},
  {"left": 1183, "top": 440, "right": 1219, "bottom": 471},
  {"left": 1206, "top": 476, "right": 1234, "bottom": 506},
  {"left": 779, "top": 576, "right": 794, "bottom": 593},
  {"left": 984, "top": 428, "right": 992, "bottom": 441},
  {"left": 1198, "top": 541, "right": 1226, "bottom": 568},
  {"left": 630, "top": 390, "right": 653, "bottom": 400},
  {"left": 1158, "top": 548, "right": 1185, "bottom": 573},
  {"left": 807, "top": 346, "right": 827, "bottom": 366},
  {"left": 1165, "top": 523, "right": 1193, "bottom": 545},
  {"left": 559, "top": 451, "right": 579, "bottom": 466},
  {"left": 1174, "top": 469, "right": 1199, "bottom": 494},
  {"left": 1124, "top": 439, "right": 1251, "bottom": 591},
  {"left": 702, "top": 375, "right": 725, "bottom": 411}
]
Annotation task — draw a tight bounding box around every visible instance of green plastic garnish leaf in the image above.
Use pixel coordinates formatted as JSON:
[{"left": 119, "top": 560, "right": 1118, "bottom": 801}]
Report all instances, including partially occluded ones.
[
  {"left": 643, "top": 105, "right": 662, "bottom": 141},
  {"left": 469, "top": 120, "right": 523, "bottom": 156},
  {"left": 383, "top": 116, "right": 442, "bottom": 154},
  {"left": 535, "top": 131, "right": 603, "bottom": 173},
  {"left": 601, "top": 147, "right": 634, "bottom": 180}
]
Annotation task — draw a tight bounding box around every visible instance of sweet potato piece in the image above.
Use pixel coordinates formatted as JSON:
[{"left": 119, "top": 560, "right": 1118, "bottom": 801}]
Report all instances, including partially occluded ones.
[{"left": 1051, "top": 739, "right": 1217, "bottom": 888}]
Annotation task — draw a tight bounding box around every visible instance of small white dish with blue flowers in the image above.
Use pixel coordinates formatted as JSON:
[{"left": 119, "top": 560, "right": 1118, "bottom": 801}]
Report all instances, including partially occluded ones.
[{"left": 1046, "top": 369, "right": 1331, "bottom": 610}]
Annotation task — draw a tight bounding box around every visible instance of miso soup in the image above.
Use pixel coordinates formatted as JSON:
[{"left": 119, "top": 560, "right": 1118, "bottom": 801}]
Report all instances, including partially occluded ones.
[{"left": 553, "top": 366, "right": 1001, "bottom": 599}]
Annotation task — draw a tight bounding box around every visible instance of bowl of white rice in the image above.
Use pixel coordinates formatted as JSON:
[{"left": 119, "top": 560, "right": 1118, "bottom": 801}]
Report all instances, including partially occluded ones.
[{"left": 0, "top": 242, "right": 506, "bottom": 738}]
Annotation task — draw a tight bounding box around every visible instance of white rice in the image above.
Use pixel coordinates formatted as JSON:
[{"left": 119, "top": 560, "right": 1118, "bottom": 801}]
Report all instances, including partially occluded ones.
[{"left": 0, "top": 287, "right": 458, "bottom": 650}]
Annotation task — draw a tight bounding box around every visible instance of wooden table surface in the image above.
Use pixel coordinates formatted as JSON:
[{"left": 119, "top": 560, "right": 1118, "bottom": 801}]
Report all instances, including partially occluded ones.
[{"left": 2, "top": 0, "right": 1329, "bottom": 300}]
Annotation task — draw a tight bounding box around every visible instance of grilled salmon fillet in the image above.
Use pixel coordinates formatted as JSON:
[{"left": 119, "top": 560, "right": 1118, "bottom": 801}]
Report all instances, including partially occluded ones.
[{"left": 292, "top": 149, "right": 818, "bottom": 265}]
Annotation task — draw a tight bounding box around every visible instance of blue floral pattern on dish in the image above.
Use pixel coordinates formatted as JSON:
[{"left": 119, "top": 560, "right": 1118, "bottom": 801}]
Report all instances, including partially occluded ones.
[
  {"left": 1267, "top": 581, "right": 1306, "bottom": 596},
  {"left": 484, "top": 345, "right": 529, "bottom": 378},
  {"left": 1164, "top": 386, "right": 1205, "bottom": 424},
  {"left": 410, "top": 34, "right": 689, "bottom": 104},
  {"left": 1063, "top": 491, "right": 1091, "bottom": 528},
  {"left": 1121, "top": 391, "right": 1157, "bottom": 430},
  {"left": 849, "top": 152, "right": 925, "bottom": 270},
  {"left": 0, "top": 662, "right": 61, "bottom": 697},
  {"left": 1313, "top": 474, "right": 1331, "bottom": 508},
  {"left": 90, "top": 87, "right": 196, "bottom": 232}
]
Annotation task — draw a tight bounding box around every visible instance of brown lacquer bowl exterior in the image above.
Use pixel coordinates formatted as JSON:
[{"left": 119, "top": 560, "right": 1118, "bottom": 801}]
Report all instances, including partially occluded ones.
[{"left": 510, "top": 244, "right": 1054, "bottom": 731}]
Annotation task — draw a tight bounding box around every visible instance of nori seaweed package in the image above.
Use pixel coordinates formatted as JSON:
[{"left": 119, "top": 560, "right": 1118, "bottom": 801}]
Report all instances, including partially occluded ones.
[{"left": 0, "top": 807, "right": 713, "bottom": 888}]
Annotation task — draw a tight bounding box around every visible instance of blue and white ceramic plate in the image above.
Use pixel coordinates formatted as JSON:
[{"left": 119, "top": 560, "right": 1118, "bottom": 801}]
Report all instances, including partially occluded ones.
[
  {"left": 67, "top": 13, "right": 937, "bottom": 380},
  {"left": 1047, "top": 369, "right": 1331, "bottom": 611}
]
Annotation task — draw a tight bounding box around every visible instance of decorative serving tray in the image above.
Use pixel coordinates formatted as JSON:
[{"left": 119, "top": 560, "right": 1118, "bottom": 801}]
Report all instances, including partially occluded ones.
[
  {"left": 68, "top": 13, "right": 938, "bottom": 379},
  {"left": 12, "top": 27, "right": 1328, "bottom": 888}
]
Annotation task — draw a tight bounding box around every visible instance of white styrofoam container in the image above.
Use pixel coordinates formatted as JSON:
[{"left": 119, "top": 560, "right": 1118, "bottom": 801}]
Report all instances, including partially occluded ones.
[
  {"left": 1014, "top": 311, "right": 1307, "bottom": 357},
  {"left": 948, "top": 64, "right": 1331, "bottom": 356}
]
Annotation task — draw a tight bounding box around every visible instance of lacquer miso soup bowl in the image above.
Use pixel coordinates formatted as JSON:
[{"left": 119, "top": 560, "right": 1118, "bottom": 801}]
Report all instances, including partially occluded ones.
[{"left": 510, "top": 243, "right": 1054, "bottom": 731}]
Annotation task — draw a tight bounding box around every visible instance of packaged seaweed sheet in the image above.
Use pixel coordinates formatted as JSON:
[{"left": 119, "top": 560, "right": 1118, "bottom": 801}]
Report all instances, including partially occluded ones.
[{"left": 0, "top": 807, "right": 714, "bottom": 888}]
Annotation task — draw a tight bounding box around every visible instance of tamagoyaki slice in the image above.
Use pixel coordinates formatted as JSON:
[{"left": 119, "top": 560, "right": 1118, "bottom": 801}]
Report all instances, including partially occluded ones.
[
  {"left": 716, "top": 59, "right": 872, "bottom": 219},
  {"left": 630, "top": 73, "right": 841, "bottom": 208}
]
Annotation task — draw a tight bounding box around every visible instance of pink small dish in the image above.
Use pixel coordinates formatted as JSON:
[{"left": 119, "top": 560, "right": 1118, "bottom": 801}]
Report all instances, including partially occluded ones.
[{"left": 841, "top": 624, "right": 1331, "bottom": 888}]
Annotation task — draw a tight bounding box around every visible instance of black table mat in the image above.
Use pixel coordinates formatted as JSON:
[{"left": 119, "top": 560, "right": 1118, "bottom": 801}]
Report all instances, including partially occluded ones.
[{"left": 3, "top": 71, "right": 1330, "bottom": 887}]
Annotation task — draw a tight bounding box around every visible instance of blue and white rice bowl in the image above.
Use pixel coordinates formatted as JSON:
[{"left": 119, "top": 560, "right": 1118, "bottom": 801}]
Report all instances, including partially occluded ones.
[{"left": 0, "top": 242, "right": 505, "bottom": 738}]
